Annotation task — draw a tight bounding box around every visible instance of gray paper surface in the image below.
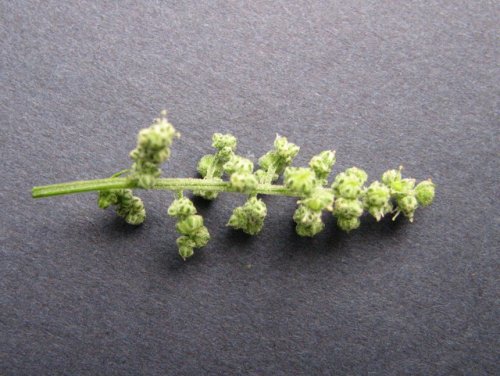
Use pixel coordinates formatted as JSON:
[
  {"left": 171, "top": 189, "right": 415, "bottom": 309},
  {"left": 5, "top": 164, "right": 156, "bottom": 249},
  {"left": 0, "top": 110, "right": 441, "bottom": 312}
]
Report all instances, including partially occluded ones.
[{"left": 1, "top": 1, "right": 498, "bottom": 375}]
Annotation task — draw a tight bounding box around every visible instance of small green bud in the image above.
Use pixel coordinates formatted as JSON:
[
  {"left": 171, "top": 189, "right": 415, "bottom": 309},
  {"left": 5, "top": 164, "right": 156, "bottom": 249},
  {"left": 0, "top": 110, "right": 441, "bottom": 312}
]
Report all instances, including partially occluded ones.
[
  {"left": 299, "top": 189, "right": 334, "bottom": 212},
  {"left": 390, "top": 178, "right": 416, "bottom": 197},
  {"left": 216, "top": 146, "right": 234, "bottom": 162},
  {"left": 212, "top": 133, "right": 237, "bottom": 151},
  {"left": 99, "top": 189, "right": 146, "bottom": 225},
  {"left": 295, "top": 217, "right": 324, "bottom": 237},
  {"left": 125, "top": 209, "right": 146, "bottom": 225},
  {"left": 333, "top": 197, "right": 364, "bottom": 219},
  {"left": 258, "top": 135, "right": 300, "bottom": 177},
  {"left": 223, "top": 156, "right": 254, "bottom": 175},
  {"left": 98, "top": 190, "right": 118, "bottom": 209},
  {"left": 191, "top": 226, "right": 210, "bottom": 248},
  {"left": 168, "top": 197, "right": 197, "bottom": 217},
  {"left": 197, "top": 154, "right": 216, "bottom": 177},
  {"left": 337, "top": 217, "right": 360, "bottom": 232},
  {"left": 293, "top": 206, "right": 324, "bottom": 237},
  {"left": 227, "top": 197, "right": 267, "bottom": 235},
  {"left": 397, "top": 195, "right": 418, "bottom": 221},
  {"left": 176, "top": 236, "right": 196, "bottom": 260},
  {"left": 309, "top": 150, "right": 336, "bottom": 182},
  {"left": 293, "top": 205, "right": 315, "bottom": 223},
  {"left": 331, "top": 173, "right": 364, "bottom": 199},
  {"left": 365, "top": 181, "right": 391, "bottom": 207},
  {"left": 274, "top": 135, "right": 300, "bottom": 161},
  {"left": 284, "top": 167, "right": 317, "bottom": 195},
  {"left": 128, "top": 112, "right": 179, "bottom": 188},
  {"left": 382, "top": 167, "right": 402, "bottom": 186},
  {"left": 345, "top": 167, "right": 368, "bottom": 185},
  {"left": 254, "top": 168, "right": 278, "bottom": 184},
  {"left": 176, "top": 214, "right": 204, "bottom": 235},
  {"left": 230, "top": 172, "right": 258, "bottom": 193},
  {"left": 415, "top": 179, "right": 435, "bottom": 207}
]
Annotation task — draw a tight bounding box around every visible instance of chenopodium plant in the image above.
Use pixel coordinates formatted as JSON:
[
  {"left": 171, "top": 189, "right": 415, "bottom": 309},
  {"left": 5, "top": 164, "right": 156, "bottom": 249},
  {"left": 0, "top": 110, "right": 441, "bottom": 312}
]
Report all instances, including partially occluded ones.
[{"left": 32, "top": 111, "right": 436, "bottom": 260}]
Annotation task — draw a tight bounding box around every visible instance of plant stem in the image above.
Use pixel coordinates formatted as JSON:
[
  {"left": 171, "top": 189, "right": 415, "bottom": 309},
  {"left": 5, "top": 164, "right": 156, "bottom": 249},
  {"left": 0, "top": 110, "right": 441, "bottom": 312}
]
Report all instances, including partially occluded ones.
[{"left": 32, "top": 177, "right": 311, "bottom": 199}]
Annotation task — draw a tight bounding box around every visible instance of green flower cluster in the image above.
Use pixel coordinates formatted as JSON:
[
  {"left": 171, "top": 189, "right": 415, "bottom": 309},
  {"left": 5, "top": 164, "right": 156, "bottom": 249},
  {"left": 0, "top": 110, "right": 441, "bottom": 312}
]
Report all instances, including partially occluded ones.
[
  {"left": 128, "top": 111, "right": 179, "bottom": 188},
  {"left": 97, "top": 189, "right": 146, "bottom": 225},
  {"left": 224, "top": 155, "right": 257, "bottom": 193},
  {"left": 227, "top": 196, "right": 267, "bottom": 235},
  {"left": 285, "top": 151, "right": 336, "bottom": 236},
  {"left": 255, "top": 135, "right": 300, "bottom": 184},
  {"left": 381, "top": 167, "right": 435, "bottom": 222},
  {"left": 167, "top": 196, "right": 210, "bottom": 260},
  {"left": 364, "top": 181, "right": 392, "bottom": 221},
  {"left": 33, "top": 113, "right": 438, "bottom": 261},
  {"left": 194, "top": 133, "right": 238, "bottom": 199},
  {"left": 331, "top": 167, "right": 368, "bottom": 232},
  {"left": 226, "top": 135, "right": 300, "bottom": 235}
]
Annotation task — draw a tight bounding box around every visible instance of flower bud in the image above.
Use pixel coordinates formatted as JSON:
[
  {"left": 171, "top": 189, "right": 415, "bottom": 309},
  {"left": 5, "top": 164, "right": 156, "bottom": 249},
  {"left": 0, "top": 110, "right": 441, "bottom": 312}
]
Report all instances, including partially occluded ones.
[
  {"left": 168, "top": 197, "right": 197, "bottom": 217},
  {"left": 191, "top": 226, "right": 210, "bottom": 248},
  {"left": 365, "top": 181, "right": 391, "bottom": 207},
  {"left": 333, "top": 197, "right": 364, "bottom": 219},
  {"left": 176, "top": 214, "right": 204, "bottom": 235},
  {"left": 309, "top": 150, "right": 336, "bottom": 181},
  {"left": 223, "top": 156, "right": 254, "bottom": 175},
  {"left": 415, "top": 179, "right": 435, "bottom": 207},
  {"left": 99, "top": 189, "right": 146, "bottom": 225},
  {"left": 296, "top": 217, "right": 325, "bottom": 237},
  {"left": 345, "top": 167, "right": 368, "bottom": 185},
  {"left": 390, "top": 178, "right": 416, "bottom": 196},
  {"left": 128, "top": 112, "right": 179, "bottom": 188},
  {"left": 331, "top": 173, "right": 364, "bottom": 199},
  {"left": 227, "top": 197, "right": 267, "bottom": 235},
  {"left": 125, "top": 209, "right": 146, "bottom": 225},
  {"left": 299, "top": 190, "right": 334, "bottom": 212},
  {"left": 176, "top": 236, "right": 196, "bottom": 260},
  {"left": 397, "top": 195, "right": 418, "bottom": 221},
  {"left": 98, "top": 190, "right": 118, "bottom": 209},
  {"left": 197, "top": 155, "right": 216, "bottom": 177},
  {"left": 382, "top": 168, "right": 402, "bottom": 186},
  {"left": 212, "top": 133, "right": 237, "bottom": 151},
  {"left": 284, "top": 167, "right": 317, "bottom": 195},
  {"left": 337, "top": 217, "right": 360, "bottom": 232}
]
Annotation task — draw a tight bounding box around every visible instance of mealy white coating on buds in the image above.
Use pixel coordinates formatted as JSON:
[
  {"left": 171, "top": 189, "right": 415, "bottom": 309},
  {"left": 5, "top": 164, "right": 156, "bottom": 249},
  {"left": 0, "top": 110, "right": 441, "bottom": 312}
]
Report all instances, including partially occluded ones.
[
  {"left": 168, "top": 196, "right": 210, "bottom": 260},
  {"left": 128, "top": 111, "right": 179, "bottom": 189}
]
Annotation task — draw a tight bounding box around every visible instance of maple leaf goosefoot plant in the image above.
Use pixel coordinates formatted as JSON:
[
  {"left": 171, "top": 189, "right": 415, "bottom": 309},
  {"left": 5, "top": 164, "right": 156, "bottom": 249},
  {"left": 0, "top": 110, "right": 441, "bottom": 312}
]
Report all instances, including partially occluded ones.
[{"left": 32, "top": 111, "right": 436, "bottom": 260}]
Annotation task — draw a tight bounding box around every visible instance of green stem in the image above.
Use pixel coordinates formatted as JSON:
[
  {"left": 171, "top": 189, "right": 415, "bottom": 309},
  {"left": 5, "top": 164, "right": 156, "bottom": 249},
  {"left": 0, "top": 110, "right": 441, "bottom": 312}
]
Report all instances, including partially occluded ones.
[{"left": 32, "top": 177, "right": 310, "bottom": 199}]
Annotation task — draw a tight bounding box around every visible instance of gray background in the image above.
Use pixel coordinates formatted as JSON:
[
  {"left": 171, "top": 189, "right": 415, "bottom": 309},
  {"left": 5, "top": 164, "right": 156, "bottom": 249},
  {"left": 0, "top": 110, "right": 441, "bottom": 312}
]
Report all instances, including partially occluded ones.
[{"left": 1, "top": 1, "right": 499, "bottom": 375}]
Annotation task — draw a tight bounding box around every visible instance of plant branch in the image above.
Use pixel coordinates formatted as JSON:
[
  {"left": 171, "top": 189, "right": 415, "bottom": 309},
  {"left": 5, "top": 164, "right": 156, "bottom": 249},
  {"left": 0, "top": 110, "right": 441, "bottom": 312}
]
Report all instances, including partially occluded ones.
[{"left": 32, "top": 177, "right": 310, "bottom": 199}]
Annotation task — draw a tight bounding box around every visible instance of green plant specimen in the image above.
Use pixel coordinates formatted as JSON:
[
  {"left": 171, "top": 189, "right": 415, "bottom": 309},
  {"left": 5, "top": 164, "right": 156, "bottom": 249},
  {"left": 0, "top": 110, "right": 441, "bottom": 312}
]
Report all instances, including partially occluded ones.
[{"left": 32, "top": 111, "right": 436, "bottom": 260}]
